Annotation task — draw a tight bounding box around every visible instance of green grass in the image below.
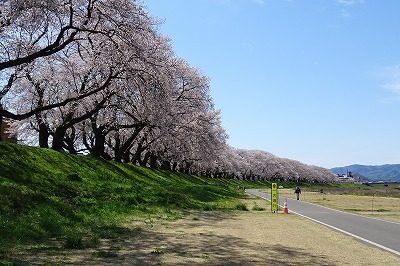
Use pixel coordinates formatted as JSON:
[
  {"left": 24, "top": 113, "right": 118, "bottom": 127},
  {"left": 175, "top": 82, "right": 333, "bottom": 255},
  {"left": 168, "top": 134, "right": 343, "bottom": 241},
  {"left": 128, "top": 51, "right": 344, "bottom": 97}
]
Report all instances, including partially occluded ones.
[
  {"left": 300, "top": 182, "right": 400, "bottom": 198},
  {"left": 251, "top": 201, "right": 266, "bottom": 211},
  {"left": 0, "top": 142, "right": 270, "bottom": 258},
  {"left": 235, "top": 203, "right": 249, "bottom": 211}
]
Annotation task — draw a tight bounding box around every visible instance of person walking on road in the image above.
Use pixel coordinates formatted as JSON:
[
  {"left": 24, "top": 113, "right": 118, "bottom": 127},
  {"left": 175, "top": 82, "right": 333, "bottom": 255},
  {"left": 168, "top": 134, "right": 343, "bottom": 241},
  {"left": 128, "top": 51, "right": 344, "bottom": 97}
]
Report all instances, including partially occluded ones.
[{"left": 294, "top": 186, "right": 301, "bottom": 200}]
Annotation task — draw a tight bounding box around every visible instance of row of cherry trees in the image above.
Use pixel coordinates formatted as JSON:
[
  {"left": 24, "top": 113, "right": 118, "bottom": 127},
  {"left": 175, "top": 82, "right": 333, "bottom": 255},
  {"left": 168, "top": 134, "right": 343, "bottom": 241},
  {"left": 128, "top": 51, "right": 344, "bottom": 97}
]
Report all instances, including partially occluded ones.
[
  {"left": 0, "top": 0, "right": 336, "bottom": 182},
  {"left": 219, "top": 148, "right": 336, "bottom": 182}
]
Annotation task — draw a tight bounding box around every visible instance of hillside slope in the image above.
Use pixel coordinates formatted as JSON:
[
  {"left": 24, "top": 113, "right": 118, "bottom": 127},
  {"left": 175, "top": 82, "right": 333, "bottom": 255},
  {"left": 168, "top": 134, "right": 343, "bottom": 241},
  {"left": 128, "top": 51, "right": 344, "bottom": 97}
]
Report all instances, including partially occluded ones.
[
  {"left": 0, "top": 143, "right": 257, "bottom": 252},
  {"left": 331, "top": 164, "right": 400, "bottom": 182}
]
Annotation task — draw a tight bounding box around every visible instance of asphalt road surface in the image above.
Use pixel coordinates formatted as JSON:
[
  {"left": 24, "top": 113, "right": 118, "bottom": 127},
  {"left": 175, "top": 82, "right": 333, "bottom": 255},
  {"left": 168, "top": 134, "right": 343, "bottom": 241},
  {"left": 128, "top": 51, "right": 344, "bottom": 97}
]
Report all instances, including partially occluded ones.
[{"left": 246, "top": 189, "right": 400, "bottom": 256}]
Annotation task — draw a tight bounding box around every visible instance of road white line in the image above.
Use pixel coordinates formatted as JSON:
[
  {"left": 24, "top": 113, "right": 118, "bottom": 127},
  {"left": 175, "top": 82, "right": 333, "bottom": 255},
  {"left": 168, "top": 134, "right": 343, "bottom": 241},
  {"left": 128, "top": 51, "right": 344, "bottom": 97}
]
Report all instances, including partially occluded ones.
[
  {"left": 251, "top": 189, "right": 400, "bottom": 225},
  {"left": 285, "top": 194, "right": 400, "bottom": 226},
  {"left": 247, "top": 190, "right": 400, "bottom": 257}
]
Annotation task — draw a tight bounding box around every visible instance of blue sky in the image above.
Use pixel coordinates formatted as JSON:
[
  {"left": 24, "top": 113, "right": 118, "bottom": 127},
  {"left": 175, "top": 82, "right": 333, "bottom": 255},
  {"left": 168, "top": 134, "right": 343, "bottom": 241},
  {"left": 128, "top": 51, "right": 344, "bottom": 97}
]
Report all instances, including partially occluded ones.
[{"left": 145, "top": 0, "right": 400, "bottom": 168}]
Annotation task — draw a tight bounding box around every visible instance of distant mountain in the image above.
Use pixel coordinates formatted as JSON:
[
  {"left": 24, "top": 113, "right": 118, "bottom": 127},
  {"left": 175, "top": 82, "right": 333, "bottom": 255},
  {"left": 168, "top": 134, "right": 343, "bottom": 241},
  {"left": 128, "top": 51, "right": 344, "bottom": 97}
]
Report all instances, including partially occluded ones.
[{"left": 331, "top": 164, "right": 400, "bottom": 182}]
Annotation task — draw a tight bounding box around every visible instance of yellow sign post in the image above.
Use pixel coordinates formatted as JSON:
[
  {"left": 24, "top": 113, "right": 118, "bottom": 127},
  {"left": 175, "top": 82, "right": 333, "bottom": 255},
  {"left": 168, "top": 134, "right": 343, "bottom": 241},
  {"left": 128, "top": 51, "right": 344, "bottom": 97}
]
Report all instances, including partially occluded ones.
[{"left": 271, "top": 183, "right": 278, "bottom": 212}]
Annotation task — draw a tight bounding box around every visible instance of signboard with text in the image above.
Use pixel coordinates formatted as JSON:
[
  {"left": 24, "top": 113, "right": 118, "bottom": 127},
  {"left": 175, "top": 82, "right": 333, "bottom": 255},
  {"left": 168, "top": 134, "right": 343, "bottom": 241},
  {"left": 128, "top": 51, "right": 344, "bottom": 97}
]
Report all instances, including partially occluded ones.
[{"left": 271, "top": 183, "right": 278, "bottom": 212}]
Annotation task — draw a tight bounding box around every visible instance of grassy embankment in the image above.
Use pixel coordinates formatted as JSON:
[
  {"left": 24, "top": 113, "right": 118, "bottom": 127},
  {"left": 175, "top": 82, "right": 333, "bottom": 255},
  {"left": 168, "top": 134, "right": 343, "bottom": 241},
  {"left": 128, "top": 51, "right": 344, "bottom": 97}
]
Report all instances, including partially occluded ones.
[
  {"left": 2, "top": 143, "right": 400, "bottom": 264},
  {"left": 0, "top": 142, "right": 269, "bottom": 256}
]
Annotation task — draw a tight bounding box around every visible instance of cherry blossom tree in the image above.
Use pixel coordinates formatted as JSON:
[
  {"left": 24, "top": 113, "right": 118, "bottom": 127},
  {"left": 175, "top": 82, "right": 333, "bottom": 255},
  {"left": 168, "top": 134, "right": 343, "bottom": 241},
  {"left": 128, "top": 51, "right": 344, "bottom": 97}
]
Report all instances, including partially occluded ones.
[
  {"left": 0, "top": 0, "right": 154, "bottom": 127},
  {"left": 0, "top": 0, "right": 337, "bottom": 183}
]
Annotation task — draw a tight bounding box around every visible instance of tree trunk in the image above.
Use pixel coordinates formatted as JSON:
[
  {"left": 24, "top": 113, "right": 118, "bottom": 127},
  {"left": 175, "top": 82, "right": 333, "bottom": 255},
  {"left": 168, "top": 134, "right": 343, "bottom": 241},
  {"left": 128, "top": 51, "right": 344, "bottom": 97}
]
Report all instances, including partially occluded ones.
[
  {"left": 161, "top": 160, "right": 171, "bottom": 171},
  {"left": 92, "top": 131, "right": 106, "bottom": 157},
  {"left": 141, "top": 151, "right": 151, "bottom": 167},
  {"left": 114, "top": 126, "right": 143, "bottom": 162},
  {"left": 52, "top": 96, "right": 110, "bottom": 152},
  {"left": 172, "top": 162, "right": 178, "bottom": 171},
  {"left": 0, "top": 113, "right": 3, "bottom": 142},
  {"left": 64, "top": 127, "right": 77, "bottom": 154},
  {"left": 51, "top": 127, "right": 67, "bottom": 151},
  {"left": 149, "top": 152, "right": 157, "bottom": 169},
  {"left": 38, "top": 123, "right": 49, "bottom": 148},
  {"left": 114, "top": 136, "right": 121, "bottom": 160},
  {"left": 123, "top": 151, "right": 130, "bottom": 163},
  {"left": 131, "top": 140, "right": 146, "bottom": 165},
  {"left": 64, "top": 137, "right": 77, "bottom": 154},
  {"left": 184, "top": 162, "right": 191, "bottom": 174}
]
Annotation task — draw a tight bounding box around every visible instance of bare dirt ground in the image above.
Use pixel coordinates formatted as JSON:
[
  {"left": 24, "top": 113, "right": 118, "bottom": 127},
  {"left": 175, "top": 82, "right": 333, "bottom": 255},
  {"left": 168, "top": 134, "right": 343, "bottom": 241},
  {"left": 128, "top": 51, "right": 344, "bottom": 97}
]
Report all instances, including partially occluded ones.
[{"left": 10, "top": 196, "right": 400, "bottom": 265}]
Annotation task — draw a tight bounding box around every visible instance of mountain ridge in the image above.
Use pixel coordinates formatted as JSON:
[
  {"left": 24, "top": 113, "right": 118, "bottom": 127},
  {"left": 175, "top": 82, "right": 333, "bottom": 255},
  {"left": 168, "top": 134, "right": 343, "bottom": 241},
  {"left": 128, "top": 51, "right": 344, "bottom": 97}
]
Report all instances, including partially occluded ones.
[{"left": 331, "top": 164, "right": 400, "bottom": 182}]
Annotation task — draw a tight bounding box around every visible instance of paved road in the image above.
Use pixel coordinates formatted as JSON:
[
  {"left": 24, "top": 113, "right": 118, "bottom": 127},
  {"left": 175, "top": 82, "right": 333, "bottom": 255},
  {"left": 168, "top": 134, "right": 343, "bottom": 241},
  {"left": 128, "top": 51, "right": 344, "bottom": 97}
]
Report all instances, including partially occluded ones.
[{"left": 247, "top": 189, "right": 400, "bottom": 256}]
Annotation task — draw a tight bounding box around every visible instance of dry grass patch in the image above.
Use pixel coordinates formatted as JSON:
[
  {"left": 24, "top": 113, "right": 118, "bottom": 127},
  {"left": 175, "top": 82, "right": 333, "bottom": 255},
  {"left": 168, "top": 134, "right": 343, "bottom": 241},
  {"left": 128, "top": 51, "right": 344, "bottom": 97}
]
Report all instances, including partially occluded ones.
[
  {"left": 159, "top": 197, "right": 400, "bottom": 265},
  {"left": 278, "top": 189, "right": 400, "bottom": 223},
  {"left": 5, "top": 196, "right": 400, "bottom": 265}
]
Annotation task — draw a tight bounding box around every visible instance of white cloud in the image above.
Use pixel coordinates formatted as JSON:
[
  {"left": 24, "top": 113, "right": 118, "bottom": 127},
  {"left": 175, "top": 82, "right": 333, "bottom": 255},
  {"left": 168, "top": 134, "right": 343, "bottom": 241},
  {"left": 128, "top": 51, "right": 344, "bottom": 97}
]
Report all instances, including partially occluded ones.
[
  {"left": 379, "top": 65, "right": 400, "bottom": 96},
  {"left": 337, "top": 0, "right": 364, "bottom": 6},
  {"left": 250, "top": 0, "right": 265, "bottom": 5},
  {"left": 211, "top": 0, "right": 265, "bottom": 6},
  {"left": 383, "top": 83, "right": 400, "bottom": 94},
  {"left": 340, "top": 9, "right": 351, "bottom": 17},
  {"left": 337, "top": 0, "right": 364, "bottom": 18},
  {"left": 338, "top": 0, "right": 356, "bottom": 5}
]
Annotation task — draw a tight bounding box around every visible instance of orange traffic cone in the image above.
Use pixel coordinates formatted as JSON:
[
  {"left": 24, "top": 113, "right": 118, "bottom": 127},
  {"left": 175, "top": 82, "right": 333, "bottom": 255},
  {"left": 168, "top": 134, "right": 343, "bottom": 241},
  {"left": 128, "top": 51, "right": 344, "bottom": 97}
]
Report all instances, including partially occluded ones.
[{"left": 283, "top": 198, "right": 289, "bottom": 214}]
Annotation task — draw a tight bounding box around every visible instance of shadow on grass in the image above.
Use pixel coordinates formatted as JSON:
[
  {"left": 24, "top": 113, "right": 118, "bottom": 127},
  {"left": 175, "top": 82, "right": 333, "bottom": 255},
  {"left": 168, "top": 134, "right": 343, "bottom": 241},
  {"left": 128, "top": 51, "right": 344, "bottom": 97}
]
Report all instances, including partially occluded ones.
[{"left": 2, "top": 212, "right": 337, "bottom": 266}]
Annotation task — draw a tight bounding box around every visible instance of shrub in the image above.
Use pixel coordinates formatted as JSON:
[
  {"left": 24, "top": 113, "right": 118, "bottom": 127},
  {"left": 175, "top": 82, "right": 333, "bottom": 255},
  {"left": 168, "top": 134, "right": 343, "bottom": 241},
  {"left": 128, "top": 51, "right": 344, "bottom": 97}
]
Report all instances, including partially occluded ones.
[
  {"left": 37, "top": 207, "right": 66, "bottom": 237},
  {"left": 202, "top": 204, "right": 217, "bottom": 211},
  {"left": 252, "top": 205, "right": 265, "bottom": 211},
  {"left": 85, "top": 234, "right": 101, "bottom": 248},
  {"left": 64, "top": 230, "right": 84, "bottom": 249},
  {"left": 235, "top": 203, "right": 249, "bottom": 211}
]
